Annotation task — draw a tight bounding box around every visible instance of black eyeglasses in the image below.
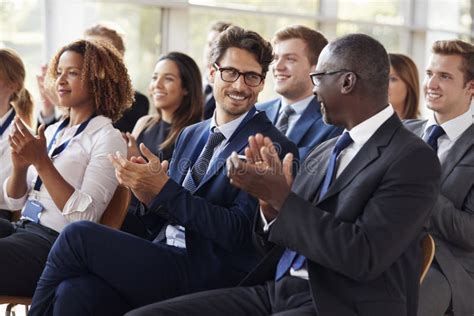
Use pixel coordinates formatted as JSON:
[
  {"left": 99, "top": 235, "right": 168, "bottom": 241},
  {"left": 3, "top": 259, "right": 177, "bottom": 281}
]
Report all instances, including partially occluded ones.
[
  {"left": 213, "top": 63, "right": 265, "bottom": 87},
  {"left": 309, "top": 69, "right": 355, "bottom": 87}
]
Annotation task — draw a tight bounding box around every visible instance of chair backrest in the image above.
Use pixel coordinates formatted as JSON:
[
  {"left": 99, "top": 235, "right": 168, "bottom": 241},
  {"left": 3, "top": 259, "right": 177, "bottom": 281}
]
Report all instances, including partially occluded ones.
[
  {"left": 99, "top": 185, "right": 131, "bottom": 229},
  {"left": 420, "top": 233, "right": 435, "bottom": 284}
]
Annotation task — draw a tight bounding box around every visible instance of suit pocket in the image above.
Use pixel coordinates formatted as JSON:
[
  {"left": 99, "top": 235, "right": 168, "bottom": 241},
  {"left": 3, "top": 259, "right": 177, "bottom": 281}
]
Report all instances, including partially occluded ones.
[{"left": 356, "top": 301, "right": 405, "bottom": 316}]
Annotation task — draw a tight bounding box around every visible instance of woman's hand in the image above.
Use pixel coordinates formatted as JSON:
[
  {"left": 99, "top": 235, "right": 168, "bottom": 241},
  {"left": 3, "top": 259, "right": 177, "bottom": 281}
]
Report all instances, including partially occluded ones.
[
  {"left": 9, "top": 118, "right": 49, "bottom": 169},
  {"left": 123, "top": 132, "right": 141, "bottom": 159}
]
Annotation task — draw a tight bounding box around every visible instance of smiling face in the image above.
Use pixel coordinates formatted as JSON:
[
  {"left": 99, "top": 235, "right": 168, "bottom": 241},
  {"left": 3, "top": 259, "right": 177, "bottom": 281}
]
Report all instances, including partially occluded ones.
[
  {"left": 149, "top": 59, "right": 187, "bottom": 117},
  {"left": 272, "top": 38, "right": 315, "bottom": 104},
  {"left": 424, "top": 53, "right": 474, "bottom": 123},
  {"left": 55, "top": 51, "right": 93, "bottom": 110},
  {"left": 209, "top": 47, "right": 264, "bottom": 124},
  {"left": 388, "top": 66, "right": 408, "bottom": 118}
]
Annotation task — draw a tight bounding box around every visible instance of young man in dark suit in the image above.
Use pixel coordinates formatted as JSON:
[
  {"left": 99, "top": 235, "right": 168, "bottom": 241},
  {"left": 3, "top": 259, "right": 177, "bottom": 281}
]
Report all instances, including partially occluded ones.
[
  {"left": 405, "top": 39, "right": 474, "bottom": 316},
  {"left": 127, "top": 34, "right": 441, "bottom": 316},
  {"left": 257, "top": 25, "right": 341, "bottom": 160},
  {"left": 28, "top": 26, "right": 298, "bottom": 316}
]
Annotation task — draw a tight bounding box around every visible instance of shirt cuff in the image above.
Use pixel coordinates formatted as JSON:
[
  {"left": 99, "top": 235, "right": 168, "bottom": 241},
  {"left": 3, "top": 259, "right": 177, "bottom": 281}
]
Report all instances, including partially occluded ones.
[
  {"left": 260, "top": 207, "right": 276, "bottom": 232},
  {"left": 62, "top": 190, "right": 93, "bottom": 215},
  {"left": 2, "top": 177, "right": 28, "bottom": 210}
]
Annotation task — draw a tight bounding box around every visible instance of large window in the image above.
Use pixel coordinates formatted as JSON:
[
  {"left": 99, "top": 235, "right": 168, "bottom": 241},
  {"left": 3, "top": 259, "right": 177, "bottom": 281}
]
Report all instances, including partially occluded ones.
[{"left": 84, "top": 1, "right": 162, "bottom": 96}]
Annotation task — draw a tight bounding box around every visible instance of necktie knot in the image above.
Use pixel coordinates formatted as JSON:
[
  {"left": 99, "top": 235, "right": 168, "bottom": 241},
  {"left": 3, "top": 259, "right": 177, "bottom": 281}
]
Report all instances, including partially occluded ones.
[
  {"left": 334, "top": 132, "right": 354, "bottom": 156},
  {"left": 275, "top": 105, "right": 295, "bottom": 135},
  {"left": 426, "top": 125, "right": 445, "bottom": 152}
]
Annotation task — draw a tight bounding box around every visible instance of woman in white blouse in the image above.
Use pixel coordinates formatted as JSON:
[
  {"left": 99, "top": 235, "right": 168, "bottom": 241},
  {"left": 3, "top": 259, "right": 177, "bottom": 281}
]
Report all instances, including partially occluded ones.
[
  {"left": 0, "top": 48, "right": 36, "bottom": 220},
  {"left": 0, "top": 39, "right": 133, "bottom": 297}
]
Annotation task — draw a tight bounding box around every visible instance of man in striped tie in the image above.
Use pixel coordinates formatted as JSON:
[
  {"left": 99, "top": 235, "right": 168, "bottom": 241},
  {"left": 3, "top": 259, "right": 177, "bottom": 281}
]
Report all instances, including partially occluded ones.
[{"left": 127, "top": 34, "right": 442, "bottom": 316}]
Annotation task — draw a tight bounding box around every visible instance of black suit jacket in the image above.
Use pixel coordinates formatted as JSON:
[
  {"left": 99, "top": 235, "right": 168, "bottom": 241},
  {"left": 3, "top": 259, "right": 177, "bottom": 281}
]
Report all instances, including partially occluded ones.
[
  {"left": 242, "top": 114, "right": 441, "bottom": 316},
  {"left": 405, "top": 119, "right": 474, "bottom": 315}
]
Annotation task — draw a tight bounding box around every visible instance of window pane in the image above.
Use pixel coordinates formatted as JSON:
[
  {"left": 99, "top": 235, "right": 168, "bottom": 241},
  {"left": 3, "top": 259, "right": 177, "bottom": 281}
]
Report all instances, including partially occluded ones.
[
  {"left": 338, "top": 0, "right": 405, "bottom": 25},
  {"left": 84, "top": 2, "right": 162, "bottom": 96},
  {"left": 190, "top": 0, "right": 319, "bottom": 15},
  {"left": 0, "top": 0, "right": 43, "bottom": 102},
  {"left": 427, "top": 0, "right": 471, "bottom": 34},
  {"left": 336, "top": 23, "right": 403, "bottom": 52}
]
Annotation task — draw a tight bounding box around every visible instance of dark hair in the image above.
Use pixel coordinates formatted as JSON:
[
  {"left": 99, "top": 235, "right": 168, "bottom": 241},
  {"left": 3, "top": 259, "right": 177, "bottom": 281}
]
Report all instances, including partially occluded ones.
[
  {"left": 84, "top": 23, "right": 125, "bottom": 55},
  {"left": 152, "top": 52, "right": 203, "bottom": 150},
  {"left": 273, "top": 25, "right": 328, "bottom": 65},
  {"left": 389, "top": 53, "right": 420, "bottom": 119},
  {"left": 329, "top": 33, "right": 390, "bottom": 98},
  {"left": 46, "top": 40, "right": 134, "bottom": 122},
  {"left": 209, "top": 26, "right": 273, "bottom": 74},
  {"left": 209, "top": 21, "right": 233, "bottom": 33},
  {"left": 0, "top": 48, "right": 35, "bottom": 128},
  {"left": 432, "top": 39, "right": 474, "bottom": 84}
]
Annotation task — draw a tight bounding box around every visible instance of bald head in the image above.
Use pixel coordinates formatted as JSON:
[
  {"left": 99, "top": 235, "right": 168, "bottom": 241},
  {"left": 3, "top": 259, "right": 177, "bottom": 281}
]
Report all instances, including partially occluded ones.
[{"left": 327, "top": 34, "right": 389, "bottom": 99}]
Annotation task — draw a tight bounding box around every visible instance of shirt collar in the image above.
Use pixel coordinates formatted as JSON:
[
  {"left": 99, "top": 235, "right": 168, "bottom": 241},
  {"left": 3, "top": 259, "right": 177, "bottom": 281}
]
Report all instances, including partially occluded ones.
[
  {"left": 280, "top": 95, "right": 315, "bottom": 116},
  {"left": 424, "top": 109, "right": 473, "bottom": 142},
  {"left": 210, "top": 110, "right": 250, "bottom": 141},
  {"left": 345, "top": 105, "right": 394, "bottom": 146},
  {"left": 0, "top": 107, "right": 14, "bottom": 125}
]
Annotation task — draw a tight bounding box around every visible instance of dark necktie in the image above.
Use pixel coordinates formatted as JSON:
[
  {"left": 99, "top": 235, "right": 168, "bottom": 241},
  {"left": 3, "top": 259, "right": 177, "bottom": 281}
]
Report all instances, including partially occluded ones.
[
  {"left": 275, "top": 132, "right": 354, "bottom": 281},
  {"left": 426, "top": 125, "right": 445, "bottom": 152},
  {"left": 275, "top": 105, "right": 295, "bottom": 135},
  {"left": 183, "top": 131, "right": 225, "bottom": 192}
]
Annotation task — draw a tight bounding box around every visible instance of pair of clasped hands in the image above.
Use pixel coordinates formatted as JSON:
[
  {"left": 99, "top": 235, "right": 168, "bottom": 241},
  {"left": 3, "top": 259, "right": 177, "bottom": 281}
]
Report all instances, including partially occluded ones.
[
  {"left": 109, "top": 134, "right": 294, "bottom": 221},
  {"left": 8, "top": 118, "right": 48, "bottom": 171}
]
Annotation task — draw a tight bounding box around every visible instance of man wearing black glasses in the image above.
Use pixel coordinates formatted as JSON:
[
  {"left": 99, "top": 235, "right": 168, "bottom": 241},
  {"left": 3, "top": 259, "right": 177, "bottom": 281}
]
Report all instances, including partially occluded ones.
[
  {"left": 126, "top": 34, "right": 441, "bottom": 316},
  {"left": 29, "top": 26, "right": 298, "bottom": 316},
  {"left": 257, "top": 25, "right": 342, "bottom": 161}
]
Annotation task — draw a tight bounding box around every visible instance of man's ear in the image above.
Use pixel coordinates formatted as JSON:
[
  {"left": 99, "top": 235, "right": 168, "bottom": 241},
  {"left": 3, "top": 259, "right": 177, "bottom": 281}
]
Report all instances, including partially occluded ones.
[
  {"left": 467, "top": 79, "right": 474, "bottom": 95},
  {"left": 341, "top": 72, "right": 357, "bottom": 94},
  {"left": 209, "top": 65, "right": 216, "bottom": 84}
]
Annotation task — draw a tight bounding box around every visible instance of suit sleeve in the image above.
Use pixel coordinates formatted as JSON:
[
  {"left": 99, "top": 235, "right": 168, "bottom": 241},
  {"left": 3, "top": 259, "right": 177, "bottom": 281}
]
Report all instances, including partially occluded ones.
[
  {"left": 268, "top": 142, "right": 441, "bottom": 282},
  {"left": 430, "top": 188, "right": 474, "bottom": 251}
]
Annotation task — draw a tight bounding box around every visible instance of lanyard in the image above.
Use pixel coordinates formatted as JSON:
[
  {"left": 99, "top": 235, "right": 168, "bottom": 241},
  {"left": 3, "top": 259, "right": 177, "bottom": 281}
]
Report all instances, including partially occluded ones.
[
  {"left": 0, "top": 108, "right": 16, "bottom": 137},
  {"left": 33, "top": 114, "right": 96, "bottom": 191}
]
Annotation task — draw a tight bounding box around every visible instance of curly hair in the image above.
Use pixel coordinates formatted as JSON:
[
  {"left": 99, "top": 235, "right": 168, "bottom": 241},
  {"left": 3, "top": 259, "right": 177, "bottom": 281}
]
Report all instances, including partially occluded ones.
[
  {"left": 0, "top": 48, "right": 35, "bottom": 128},
  {"left": 45, "top": 40, "right": 134, "bottom": 122}
]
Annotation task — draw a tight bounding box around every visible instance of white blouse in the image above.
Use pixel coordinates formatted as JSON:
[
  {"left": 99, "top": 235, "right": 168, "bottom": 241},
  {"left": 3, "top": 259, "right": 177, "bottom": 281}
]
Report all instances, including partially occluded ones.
[
  {"left": 2, "top": 115, "right": 126, "bottom": 233},
  {"left": 0, "top": 107, "right": 15, "bottom": 210}
]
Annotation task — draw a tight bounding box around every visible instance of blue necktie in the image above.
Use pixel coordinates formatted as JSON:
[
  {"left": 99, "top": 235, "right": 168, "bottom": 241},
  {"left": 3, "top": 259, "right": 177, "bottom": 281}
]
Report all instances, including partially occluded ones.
[
  {"left": 183, "top": 131, "right": 225, "bottom": 192},
  {"left": 275, "top": 132, "right": 354, "bottom": 281},
  {"left": 426, "top": 125, "right": 445, "bottom": 152}
]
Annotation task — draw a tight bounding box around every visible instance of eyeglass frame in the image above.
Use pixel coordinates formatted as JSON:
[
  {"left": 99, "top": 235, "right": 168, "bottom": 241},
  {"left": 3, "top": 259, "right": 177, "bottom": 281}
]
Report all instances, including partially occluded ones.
[
  {"left": 309, "top": 69, "right": 357, "bottom": 87},
  {"left": 213, "top": 63, "right": 265, "bottom": 87}
]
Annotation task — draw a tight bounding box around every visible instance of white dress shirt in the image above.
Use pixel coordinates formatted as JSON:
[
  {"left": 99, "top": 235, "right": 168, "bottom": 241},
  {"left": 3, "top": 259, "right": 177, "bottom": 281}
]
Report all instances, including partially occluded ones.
[
  {"left": 423, "top": 110, "right": 473, "bottom": 164},
  {"left": 279, "top": 95, "right": 314, "bottom": 136},
  {"left": 3, "top": 115, "right": 126, "bottom": 233},
  {"left": 0, "top": 108, "right": 15, "bottom": 210},
  {"left": 261, "top": 105, "right": 395, "bottom": 279}
]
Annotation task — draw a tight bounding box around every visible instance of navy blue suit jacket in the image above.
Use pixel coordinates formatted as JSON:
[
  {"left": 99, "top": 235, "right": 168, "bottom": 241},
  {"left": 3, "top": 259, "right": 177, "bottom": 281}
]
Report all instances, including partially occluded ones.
[
  {"left": 256, "top": 97, "right": 342, "bottom": 160},
  {"left": 148, "top": 109, "right": 299, "bottom": 291}
]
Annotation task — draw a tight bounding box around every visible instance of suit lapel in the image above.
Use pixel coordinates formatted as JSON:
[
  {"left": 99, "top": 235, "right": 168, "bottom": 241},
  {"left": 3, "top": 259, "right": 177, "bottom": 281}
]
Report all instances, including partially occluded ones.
[
  {"left": 440, "top": 124, "right": 474, "bottom": 183},
  {"left": 319, "top": 114, "right": 401, "bottom": 203},
  {"left": 176, "top": 123, "right": 210, "bottom": 185},
  {"left": 288, "top": 97, "right": 320, "bottom": 145},
  {"left": 196, "top": 112, "right": 272, "bottom": 190},
  {"left": 264, "top": 100, "right": 281, "bottom": 124}
]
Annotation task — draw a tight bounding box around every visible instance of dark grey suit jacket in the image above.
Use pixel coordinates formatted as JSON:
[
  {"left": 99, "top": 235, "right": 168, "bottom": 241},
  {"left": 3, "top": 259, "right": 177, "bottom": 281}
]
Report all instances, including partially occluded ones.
[
  {"left": 242, "top": 114, "right": 441, "bottom": 316},
  {"left": 405, "top": 119, "right": 474, "bottom": 315}
]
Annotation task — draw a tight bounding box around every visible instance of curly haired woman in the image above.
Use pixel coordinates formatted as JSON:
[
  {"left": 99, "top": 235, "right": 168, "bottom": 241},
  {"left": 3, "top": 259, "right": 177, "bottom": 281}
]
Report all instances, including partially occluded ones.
[
  {"left": 0, "top": 48, "right": 36, "bottom": 220},
  {"left": 0, "top": 39, "right": 133, "bottom": 297}
]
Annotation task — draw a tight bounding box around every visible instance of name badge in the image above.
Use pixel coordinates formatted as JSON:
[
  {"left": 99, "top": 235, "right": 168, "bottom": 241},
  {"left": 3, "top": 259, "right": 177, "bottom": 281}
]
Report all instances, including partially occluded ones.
[{"left": 22, "top": 200, "right": 44, "bottom": 223}]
